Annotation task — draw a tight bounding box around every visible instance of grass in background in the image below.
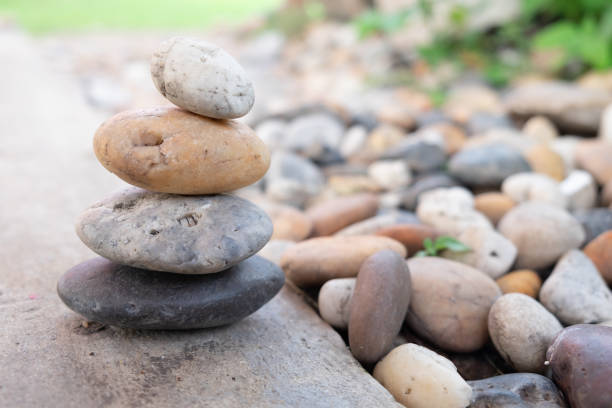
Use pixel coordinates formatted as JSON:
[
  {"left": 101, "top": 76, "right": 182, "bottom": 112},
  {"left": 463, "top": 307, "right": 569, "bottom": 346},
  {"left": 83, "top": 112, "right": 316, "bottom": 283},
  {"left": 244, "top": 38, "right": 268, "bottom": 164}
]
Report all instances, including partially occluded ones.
[{"left": 0, "top": 0, "right": 283, "bottom": 33}]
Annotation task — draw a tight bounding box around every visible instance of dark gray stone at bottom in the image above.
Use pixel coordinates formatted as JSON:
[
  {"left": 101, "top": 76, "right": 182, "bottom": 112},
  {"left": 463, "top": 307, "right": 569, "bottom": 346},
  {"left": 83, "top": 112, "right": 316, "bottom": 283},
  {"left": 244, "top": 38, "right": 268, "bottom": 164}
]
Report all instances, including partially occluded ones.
[
  {"left": 57, "top": 255, "right": 284, "bottom": 330},
  {"left": 468, "top": 373, "right": 568, "bottom": 408}
]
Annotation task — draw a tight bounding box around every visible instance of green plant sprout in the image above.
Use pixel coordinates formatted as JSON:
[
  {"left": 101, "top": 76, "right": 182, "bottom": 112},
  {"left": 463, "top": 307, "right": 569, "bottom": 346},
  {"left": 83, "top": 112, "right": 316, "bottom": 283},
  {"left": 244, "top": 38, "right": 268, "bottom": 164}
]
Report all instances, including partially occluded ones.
[{"left": 415, "top": 236, "right": 471, "bottom": 257}]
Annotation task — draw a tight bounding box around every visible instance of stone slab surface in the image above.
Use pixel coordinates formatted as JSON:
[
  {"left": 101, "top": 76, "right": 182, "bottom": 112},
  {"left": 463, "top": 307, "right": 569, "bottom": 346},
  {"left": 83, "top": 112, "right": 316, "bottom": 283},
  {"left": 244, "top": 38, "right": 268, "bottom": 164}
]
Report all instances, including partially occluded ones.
[{"left": 0, "top": 29, "right": 400, "bottom": 408}]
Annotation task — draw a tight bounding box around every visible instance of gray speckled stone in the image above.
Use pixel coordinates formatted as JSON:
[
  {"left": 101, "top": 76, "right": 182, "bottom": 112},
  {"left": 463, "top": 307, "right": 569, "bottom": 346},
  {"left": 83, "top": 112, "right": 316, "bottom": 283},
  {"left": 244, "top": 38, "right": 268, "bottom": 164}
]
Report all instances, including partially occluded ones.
[
  {"left": 282, "top": 112, "right": 345, "bottom": 164},
  {"left": 449, "top": 144, "right": 531, "bottom": 187},
  {"left": 399, "top": 173, "right": 460, "bottom": 210},
  {"left": 76, "top": 187, "right": 272, "bottom": 274},
  {"left": 539, "top": 250, "right": 612, "bottom": 325},
  {"left": 380, "top": 140, "right": 446, "bottom": 173},
  {"left": 264, "top": 152, "right": 325, "bottom": 208},
  {"left": 572, "top": 208, "right": 612, "bottom": 245},
  {"left": 151, "top": 37, "right": 254, "bottom": 119},
  {"left": 469, "top": 373, "right": 568, "bottom": 407},
  {"left": 57, "top": 256, "right": 284, "bottom": 330}
]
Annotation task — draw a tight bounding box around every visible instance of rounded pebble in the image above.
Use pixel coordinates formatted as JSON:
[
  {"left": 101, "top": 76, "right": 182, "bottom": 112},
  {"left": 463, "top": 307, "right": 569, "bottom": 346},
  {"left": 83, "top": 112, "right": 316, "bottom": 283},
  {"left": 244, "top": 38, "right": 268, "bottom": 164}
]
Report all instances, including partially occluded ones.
[
  {"left": 151, "top": 37, "right": 254, "bottom": 119},
  {"left": 93, "top": 107, "right": 269, "bottom": 194}
]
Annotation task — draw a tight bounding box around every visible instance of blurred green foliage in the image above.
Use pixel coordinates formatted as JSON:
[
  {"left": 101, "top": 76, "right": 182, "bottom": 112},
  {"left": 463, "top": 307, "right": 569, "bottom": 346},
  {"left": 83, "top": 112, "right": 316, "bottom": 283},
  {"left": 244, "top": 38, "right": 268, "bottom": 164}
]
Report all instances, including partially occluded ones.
[
  {"left": 265, "top": 1, "right": 325, "bottom": 38},
  {"left": 354, "top": 0, "right": 612, "bottom": 86},
  {"left": 0, "top": 0, "right": 282, "bottom": 33}
]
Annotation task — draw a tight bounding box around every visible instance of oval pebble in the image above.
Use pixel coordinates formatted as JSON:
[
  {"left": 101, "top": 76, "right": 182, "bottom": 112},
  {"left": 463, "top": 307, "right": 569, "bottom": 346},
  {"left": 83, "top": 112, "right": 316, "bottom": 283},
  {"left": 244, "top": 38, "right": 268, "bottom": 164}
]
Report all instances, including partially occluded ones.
[
  {"left": 373, "top": 343, "right": 472, "bottom": 408},
  {"left": 57, "top": 256, "right": 284, "bottom": 330},
  {"left": 151, "top": 37, "right": 254, "bottom": 119},
  {"left": 280, "top": 235, "right": 406, "bottom": 287},
  {"left": 318, "top": 278, "right": 355, "bottom": 329},
  {"left": 349, "top": 250, "right": 411, "bottom": 364},
  {"left": 76, "top": 187, "right": 272, "bottom": 274},
  {"left": 93, "top": 107, "right": 269, "bottom": 194},
  {"left": 488, "top": 293, "right": 563, "bottom": 373}
]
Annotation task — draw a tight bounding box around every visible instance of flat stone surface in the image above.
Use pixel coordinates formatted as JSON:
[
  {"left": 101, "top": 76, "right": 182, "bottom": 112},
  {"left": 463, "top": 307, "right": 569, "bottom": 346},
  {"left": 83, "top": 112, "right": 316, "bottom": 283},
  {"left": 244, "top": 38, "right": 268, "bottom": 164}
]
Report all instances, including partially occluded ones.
[
  {"left": 0, "top": 31, "right": 401, "bottom": 407},
  {"left": 1, "top": 287, "right": 401, "bottom": 408},
  {"left": 76, "top": 187, "right": 272, "bottom": 274},
  {"left": 57, "top": 256, "right": 284, "bottom": 329}
]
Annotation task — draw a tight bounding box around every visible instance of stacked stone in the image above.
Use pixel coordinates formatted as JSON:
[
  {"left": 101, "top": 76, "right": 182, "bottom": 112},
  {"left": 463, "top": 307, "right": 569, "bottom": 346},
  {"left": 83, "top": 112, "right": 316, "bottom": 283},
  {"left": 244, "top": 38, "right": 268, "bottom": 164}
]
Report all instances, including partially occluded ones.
[{"left": 57, "top": 37, "right": 284, "bottom": 330}]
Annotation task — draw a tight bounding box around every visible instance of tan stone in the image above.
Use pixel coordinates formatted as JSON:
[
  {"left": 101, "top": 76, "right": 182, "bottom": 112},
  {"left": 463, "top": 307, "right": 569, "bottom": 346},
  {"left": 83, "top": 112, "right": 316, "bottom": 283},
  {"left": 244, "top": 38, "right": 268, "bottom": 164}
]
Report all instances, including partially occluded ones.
[
  {"left": 405, "top": 257, "right": 502, "bottom": 353},
  {"left": 377, "top": 104, "right": 417, "bottom": 129},
  {"left": 423, "top": 123, "right": 467, "bottom": 155},
  {"left": 474, "top": 192, "right": 516, "bottom": 225},
  {"left": 575, "top": 140, "right": 612, "bottom": 184},
  {"left": 496, "top": 269, "right": 542, "bottom": 298},
  {"left": 525, "top": 144, "right": 565, "bottom": 181},
  {"left": 306, "top": 193, "right": 379, "bottom": 236},
  {"left": 280, "top": 236, "right": 406, "bottom": 287},
  {"left": 318, "top": 278, "right": 356, "bottom": 329},
  {"left": 522, "top": 115, "right": 558, "bottom": 144},
  {"left": 328, "top": 175, "right": 382, "bottom": 195},
  {"left": 373, "top": 343, "right": 472, "bottom": 408},
  {"left": 488, "top": 293, "right": 563, "bottom": 373},
  {"left": 366, "top": 124, "right": 405, "bottom": 153},
  {"left": 262, "top": 203, "right": 312, "bottom": 241},
  {"left": 93, "top": 107, "right": 269, "bottom": 194}
]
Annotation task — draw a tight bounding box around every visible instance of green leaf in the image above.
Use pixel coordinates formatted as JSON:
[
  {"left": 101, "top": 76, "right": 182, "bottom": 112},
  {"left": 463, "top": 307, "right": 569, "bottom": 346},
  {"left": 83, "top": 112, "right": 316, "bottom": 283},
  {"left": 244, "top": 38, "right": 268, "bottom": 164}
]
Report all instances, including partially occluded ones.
[
  {"left": 414, "top": 250, "right": 428, "bottom": 258},
  {"left": 423, "top": 237, "right": 437, "bottom": 256},
  {"left": 533, "top": 21, "right": 577, "bottom": 49},
  {"left": 433, "top": 236, "right": 471, "bottom": 253}
]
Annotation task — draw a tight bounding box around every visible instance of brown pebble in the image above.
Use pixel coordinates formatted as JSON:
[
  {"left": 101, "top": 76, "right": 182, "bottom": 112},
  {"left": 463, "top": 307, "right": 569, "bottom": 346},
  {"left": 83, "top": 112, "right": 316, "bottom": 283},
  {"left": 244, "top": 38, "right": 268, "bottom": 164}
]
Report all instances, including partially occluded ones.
[
  {"left": 496, "top": 269, "right": 542, "bottom": 298},
  {"left": 575, "top": 140, "right": 612, "bottom": 184},
  {"left": 306, "top": 194, "right": 379, "bottom": 237},
  {"left": 474, "top": 192, "right": 516, "bottom": 225},
  {"left": 280, "top": 235, "right": 406, "bottom": 287},
  {"left": 525, "top": 144, "right": 565, "bottom": 181},
  {"left": 349, "top": 250, "right": 411, "bottom": 364},
  {"left": 583, "top": 230, "right": 612, "bottom": 285},
  {"left": 547, "top": 324, "right": 612, "bottom": 408},
  {"left": 376, "top": 224, "right": 438, "bottom": 256},
  {"left": 262, "top": 203, "right": 312, "bottom": 242}
]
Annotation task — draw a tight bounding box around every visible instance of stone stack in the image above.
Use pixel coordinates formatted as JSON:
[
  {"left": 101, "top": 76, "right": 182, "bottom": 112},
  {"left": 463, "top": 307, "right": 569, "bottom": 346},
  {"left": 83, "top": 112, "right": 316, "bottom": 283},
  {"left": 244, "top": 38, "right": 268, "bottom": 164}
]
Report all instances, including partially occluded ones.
[{"left": 57, "top": 37, "right": 284, "bottom": 330}]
